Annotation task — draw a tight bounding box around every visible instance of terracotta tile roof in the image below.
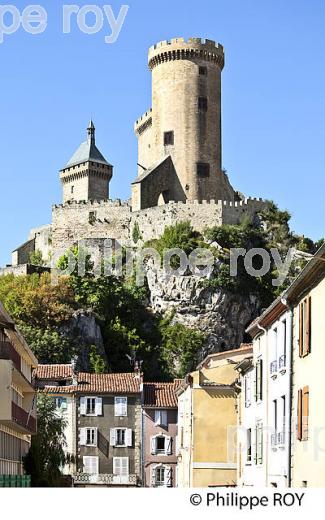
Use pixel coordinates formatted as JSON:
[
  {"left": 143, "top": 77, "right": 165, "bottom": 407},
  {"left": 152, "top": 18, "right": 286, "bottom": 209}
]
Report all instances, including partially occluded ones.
[
  {"left": 36, "top": 366, "right": 141, "bottom": 394},
  {"left": 143, "top": 379, "right": 182, "bottom": 408},
  {"left": 34, "top": 364, "right": 73, "bottom": 380},
  {"left": 76, "top": 372, "right": 141, "bottom": 394}
]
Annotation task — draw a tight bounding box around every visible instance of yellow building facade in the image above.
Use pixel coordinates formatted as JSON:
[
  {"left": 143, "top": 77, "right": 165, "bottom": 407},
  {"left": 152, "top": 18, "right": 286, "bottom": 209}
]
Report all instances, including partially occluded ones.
[{"left": 177, "top": 345, "right": 252, "bottom": 487}]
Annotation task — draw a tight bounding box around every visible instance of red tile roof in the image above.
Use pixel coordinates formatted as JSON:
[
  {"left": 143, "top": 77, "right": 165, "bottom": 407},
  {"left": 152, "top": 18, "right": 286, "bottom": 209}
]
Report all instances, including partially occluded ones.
[
  {"left": 35, "top": 365, "right": 141, "bottom": 394},
  {"left": 34, "top": 364, "right": 72, "bottom": 380},
  {"left": 76, "top": 372, "right": 141, "bottom": 394},
  {"left": 143, "top": 380, "right": 182, "bottom": 408}
]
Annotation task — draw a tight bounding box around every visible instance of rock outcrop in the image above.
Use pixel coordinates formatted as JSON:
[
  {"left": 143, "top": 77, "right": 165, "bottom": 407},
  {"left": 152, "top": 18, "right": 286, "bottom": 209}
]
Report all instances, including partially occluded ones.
[{"left": 146, "top": 266, "right": 260, "bottom": 360}]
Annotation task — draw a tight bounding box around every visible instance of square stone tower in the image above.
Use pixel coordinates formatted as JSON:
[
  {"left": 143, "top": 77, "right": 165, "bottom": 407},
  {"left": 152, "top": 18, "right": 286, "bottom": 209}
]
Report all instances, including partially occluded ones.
[{"left": 60, "top": 121, "right": 113, "bottom": 203}]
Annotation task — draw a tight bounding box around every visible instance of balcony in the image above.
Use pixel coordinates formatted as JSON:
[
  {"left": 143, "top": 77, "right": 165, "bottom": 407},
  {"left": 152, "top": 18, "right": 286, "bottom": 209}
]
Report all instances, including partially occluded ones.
[
  {"left": 11, "top": 402, "right": 36, "bottom": 434},
  {"left": 0, "top": 341, "right": 21, "bottom": 371},
  {"left": 73, "top": 474, "right": 139, "bottom": 486},
  {"left": 270, "top": 360, "right": 278, "bottom": 379},
  {"left": 278, "top": 354, "right": 286, "bottom": 374}
]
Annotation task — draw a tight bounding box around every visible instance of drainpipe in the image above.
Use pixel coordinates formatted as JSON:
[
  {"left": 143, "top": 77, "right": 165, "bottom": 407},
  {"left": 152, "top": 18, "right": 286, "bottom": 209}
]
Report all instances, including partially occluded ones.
[
  {"left": 281, "top": 298, "right": 293, "bottom": 488},
  {"left": 257, "top": 323, "right": 268, "bottom": 486}
]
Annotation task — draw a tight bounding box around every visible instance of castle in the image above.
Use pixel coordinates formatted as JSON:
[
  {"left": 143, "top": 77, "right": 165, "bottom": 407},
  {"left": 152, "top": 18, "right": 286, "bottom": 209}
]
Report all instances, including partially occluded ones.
[{"left": 3, "top": 38, "right": 266, "bottom": 274}]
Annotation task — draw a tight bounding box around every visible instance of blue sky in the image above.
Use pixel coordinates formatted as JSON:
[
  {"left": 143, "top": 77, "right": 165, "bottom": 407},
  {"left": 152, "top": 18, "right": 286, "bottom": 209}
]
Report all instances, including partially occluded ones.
[{"left": 0, "top": 0, "right": 324, "bottom": 266}]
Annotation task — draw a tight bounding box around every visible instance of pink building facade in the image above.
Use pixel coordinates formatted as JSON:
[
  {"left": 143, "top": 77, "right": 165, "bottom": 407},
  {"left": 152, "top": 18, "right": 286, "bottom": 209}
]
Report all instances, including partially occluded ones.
[{"left": 142, "top": 381, "right": 180, "bottom": 487}]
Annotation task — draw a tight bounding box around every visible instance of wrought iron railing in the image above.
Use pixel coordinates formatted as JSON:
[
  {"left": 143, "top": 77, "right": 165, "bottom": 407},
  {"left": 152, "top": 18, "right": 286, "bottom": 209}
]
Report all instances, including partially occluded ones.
[{"left": 73, "top": 473, "right": 139, "bottom": 485}]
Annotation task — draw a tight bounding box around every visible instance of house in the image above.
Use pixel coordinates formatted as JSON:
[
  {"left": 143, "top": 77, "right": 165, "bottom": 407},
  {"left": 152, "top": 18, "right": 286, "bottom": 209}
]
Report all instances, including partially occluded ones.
[
  {"left": 176, "top": 344, "right": 252, "bottom": 487},
  {"left": 142, "top": 380, "right": 180, "bottom": 487},
  {"left": 0, "top": 301, "right": 38, "bottom": 486},
  {"left": 33, "top": 362, "right": 77, "bottom": 475},
  {"left": 237, "top": 300, "right": 292, "bottom": 487},
  {"left": 35, "top": 364, "right": 143, "bottom": 486},
  {"left": 282, "top": 243, "right": 325, "bottom": 487}
]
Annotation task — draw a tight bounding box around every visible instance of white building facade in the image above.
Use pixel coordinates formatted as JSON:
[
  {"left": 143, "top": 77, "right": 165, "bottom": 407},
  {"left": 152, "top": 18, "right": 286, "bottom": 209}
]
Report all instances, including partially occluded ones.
[{"left": 237, "top": 299, "right": 293, "bottom": 487}]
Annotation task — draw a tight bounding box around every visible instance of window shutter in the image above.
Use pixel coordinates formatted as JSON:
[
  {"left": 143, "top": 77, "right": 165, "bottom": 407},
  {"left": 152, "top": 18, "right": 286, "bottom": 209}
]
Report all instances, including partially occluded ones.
[
  {"left": 165, "top": 466, "right": 172, "bottom": 487},
  {"left": 79, "top": 427, "right": 86, "bottom": 446},
  {"left": 305, "top": 297, "right": 311, "bottom": 354},
  {"left": 299, "top": 303, "right": 303, "bottom": 357},
  {"left": 151, "top": 436, "right": 157, "bottom": 455},
  {"left": 113, "top": 457, "right": 120, "bottom": 475},
  {"left": 110, "top": 428, "right": 116, "bottom": 447},
  {"left": 83, "top": 456, "right": 90, "bottom": 473},
  {"left": 154, "top": 410, "right": 160, "bottom": 425},
  {"left": 297, "top": 389, "right": 303, "bottom": 440},
  {"left": 165, "top": 436, "right": 172, "bottom": 455},
  {"left": 95, "top": 397, "right": 102, "bottom": 416},
  {"left": 94, "top": 428, "right": 98, "bottom": 447},
  {"left": 126, "top": 428, "right": 133, "bottom": 447},
  {"left": 253, "top": 426, "right": 258, "bottom": 464},
  {"left": 175, "top": 435, "right": 179, "bottom": 455},
  {"left": 80, "top": 397, "right": 86, "bottom": 415},
  {"left": 122, "top": 397, "right": 128, "bottom": 416},
  {"left": 302, "top": 386, "right": 309, "bottom": 441},
  {"left": 83, "top": 456, "right": 98, "bottom": 474},
  {"left": 151, "top": 466, "right": 156, "bottom": 487},
  {"left": 91, "top": 456, "right": 99, "bottom": 475},
  {"left": 121, "top": 457, "right": 129, "bottom": 476}
]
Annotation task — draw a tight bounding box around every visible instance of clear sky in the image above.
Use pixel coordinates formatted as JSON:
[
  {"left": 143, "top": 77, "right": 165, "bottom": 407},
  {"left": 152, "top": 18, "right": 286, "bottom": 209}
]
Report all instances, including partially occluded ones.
[{"left": 0, "top": 0, "right": 324, "bottom": 266}]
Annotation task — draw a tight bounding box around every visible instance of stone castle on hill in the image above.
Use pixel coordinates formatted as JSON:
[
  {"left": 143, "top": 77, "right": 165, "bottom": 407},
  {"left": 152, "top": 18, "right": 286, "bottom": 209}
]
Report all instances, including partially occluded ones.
[{"left": 2, "top": 37, "right": 267, "bottom": 274}]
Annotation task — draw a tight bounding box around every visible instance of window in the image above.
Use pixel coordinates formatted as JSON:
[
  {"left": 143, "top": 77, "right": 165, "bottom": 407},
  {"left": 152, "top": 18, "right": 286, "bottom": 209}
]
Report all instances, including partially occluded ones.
[
  {"left": 83, "top": 456, "right": 99, "bottom": 475},
  {"left": 255, "top": 359, "right": 263, "bottom": 401},
  {"left": 197, "top": 162, "right": 210, "bottom": 177},
  {"left": 110, "top": 428, "right": 132, "bottom": 447},
  {"left": 116, "top": 428, "right": 125, "bottom": 446},
  {"left": 80, "top": 427, "right": 98, "bottom": 446},
  {"left": 199, "top": 66, "right": 207, "bottom": 76},
  {"left": 164, "top": 131, "right": 174, "bottom": 146},
  {"left": 299, "top": 297, "right": 311, "bottom": 357},
  {"left": 115, "top": 396, "right": 127, "bottom": 416},
  {"left": 278, "top": 395, "right": 286, "bottom": 445},
  {"left": 198, "top": 96, "right": 208, "bottom": 111},
  {"left": 86, "top": 397, "right": 96, "bottom": 415},
  {"left": 71, "top": 185, "right": 74, "bottom": 194},
  {"left": 80, "top": 396, "right": 102, "bottom": 416},
  {"left": 89, "top": 211, "right": 97, "bottom": 224},
  {"left": 113, "top": 457, "right": 129, "bottom": 483},
  {"left": 155, "top": 466, "right": 165, "bottom": 486},
  {"left": 297, "top": 386, "right": 309, "bottom": 441},
  {"left": 154, "top": 410, "right": 168, "bottom": 426},
  {"left": 151, "top": 435, "right": 172, "bottom": 455},
  {"left": 279, "top": 319, "right": 287, "bottom": 369},
  {"left": 54, "top": 397, "right": 67, "bottom": 410},
  {"left": 246, "top": 428, "right": 252, "bottom": 463}
]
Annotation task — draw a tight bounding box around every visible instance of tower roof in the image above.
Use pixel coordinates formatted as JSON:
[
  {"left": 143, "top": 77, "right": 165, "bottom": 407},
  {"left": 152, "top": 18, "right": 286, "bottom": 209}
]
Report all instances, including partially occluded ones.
[{"left": 62, "top": 121, "right": 112, "bottom": 170}]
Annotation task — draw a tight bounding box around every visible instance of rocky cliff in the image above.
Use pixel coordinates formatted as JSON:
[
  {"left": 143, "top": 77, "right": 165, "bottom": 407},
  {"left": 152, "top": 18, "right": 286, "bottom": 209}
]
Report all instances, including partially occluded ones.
[{"left": 146, "top": 266, "right": 260, "bottom": 360}]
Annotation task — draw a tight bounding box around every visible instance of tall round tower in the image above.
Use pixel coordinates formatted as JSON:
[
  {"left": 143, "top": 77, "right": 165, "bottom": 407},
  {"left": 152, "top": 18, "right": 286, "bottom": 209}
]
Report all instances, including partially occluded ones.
[{"left": 133, "top": 37, "right": 235, "bottom": 210}]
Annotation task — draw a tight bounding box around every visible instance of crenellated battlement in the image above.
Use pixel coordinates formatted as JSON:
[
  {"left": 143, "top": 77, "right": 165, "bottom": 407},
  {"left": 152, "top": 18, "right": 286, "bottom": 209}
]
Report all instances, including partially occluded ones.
[
  {"left": 148, "top": 37, "right": 224, "bottom": 70},
  {"left": 52, "top": 199, "right": 131, "bottom": 210},
  {"left": 134, "top": 109, "right": 153, "bottom": 135}
]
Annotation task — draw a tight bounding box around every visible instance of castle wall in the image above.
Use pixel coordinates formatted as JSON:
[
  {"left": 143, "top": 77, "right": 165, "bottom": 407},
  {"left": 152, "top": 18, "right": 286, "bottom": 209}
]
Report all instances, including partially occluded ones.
[{"left": 51, "top": 200, "right": 132, "bottom": 256}]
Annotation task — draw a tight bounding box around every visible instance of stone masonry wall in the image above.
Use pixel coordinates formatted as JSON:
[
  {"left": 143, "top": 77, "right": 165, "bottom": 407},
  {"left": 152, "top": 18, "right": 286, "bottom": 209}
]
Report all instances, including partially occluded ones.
[{"left": 51, "top": 197, "right": 267, "bottom": 257}]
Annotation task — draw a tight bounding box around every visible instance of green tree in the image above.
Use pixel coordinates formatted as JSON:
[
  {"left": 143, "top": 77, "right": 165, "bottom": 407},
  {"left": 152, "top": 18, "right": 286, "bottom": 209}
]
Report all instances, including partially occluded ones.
[
  {"left": 23, "top": 393, "right": 67, "bottom": 487},
  {"left": 29, "top": 249, "right": 45, "bottom": 266}
]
